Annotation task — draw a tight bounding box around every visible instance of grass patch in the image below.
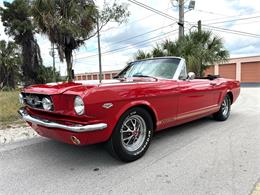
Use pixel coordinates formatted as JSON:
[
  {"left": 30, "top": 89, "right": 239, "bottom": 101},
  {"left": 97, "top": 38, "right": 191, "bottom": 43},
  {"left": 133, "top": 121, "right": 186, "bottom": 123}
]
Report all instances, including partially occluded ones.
[{"left": 0, "top": 90, "right": 23, "bottom": 127}]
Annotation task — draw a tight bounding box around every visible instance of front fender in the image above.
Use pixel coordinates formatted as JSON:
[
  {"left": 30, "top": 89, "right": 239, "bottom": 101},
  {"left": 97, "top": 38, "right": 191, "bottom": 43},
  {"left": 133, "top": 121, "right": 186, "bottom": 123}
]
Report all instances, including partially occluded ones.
[{"left": 115, "top": 100, "right": 159, "bottom": 127}]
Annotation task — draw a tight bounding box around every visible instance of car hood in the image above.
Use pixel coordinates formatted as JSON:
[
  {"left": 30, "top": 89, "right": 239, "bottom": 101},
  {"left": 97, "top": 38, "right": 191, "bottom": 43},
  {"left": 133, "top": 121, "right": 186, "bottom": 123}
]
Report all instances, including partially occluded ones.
[
  {"left": 23, "top": 78, "right": 157, "bottom": 95},
  {"left": 23, "top": 82, "right": 96, "bottom": 95}
]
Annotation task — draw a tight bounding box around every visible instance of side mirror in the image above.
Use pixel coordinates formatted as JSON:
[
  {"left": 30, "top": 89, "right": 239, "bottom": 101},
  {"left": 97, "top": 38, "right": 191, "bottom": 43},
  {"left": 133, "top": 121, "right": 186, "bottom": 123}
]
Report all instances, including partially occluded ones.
[{"left": 187, "top": 72, "right": 195, "bottom": 80}]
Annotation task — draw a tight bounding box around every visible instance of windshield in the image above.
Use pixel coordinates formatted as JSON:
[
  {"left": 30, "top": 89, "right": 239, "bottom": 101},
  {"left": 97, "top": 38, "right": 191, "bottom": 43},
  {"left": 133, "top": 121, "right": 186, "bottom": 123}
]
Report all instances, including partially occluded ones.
[{"left": 117, "top": 58, "right": 180, "bottom": 79}]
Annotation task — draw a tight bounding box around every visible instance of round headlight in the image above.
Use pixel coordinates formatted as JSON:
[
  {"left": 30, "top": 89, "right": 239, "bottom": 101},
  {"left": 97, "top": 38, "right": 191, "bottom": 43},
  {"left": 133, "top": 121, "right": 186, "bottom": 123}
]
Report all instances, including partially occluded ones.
[
  {"left": 19, "top": 93, "right": 24, "bottom": 104},
  {"left": 42, "top": 97, "right": 52, "bottom": 111},
  {"left": 74, "top": 96, "right": 84, "bottom": 115}
]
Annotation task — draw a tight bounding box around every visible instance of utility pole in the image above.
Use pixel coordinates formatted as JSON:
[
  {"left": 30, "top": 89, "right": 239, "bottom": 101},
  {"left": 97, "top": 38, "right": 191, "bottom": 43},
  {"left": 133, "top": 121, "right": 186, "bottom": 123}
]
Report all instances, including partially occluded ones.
[
  {"left": 97, "top": 17, "right": 103, "bottom": 83},
  {"left": 49, "top": 43, "right": 56, "bottom": 82},
  {"left": 198, "top": 20, "right": 202, "bottom": 76},
  {"left": 198, "top": 20, "right": 201, "bottom": 34},
  {"left": 178, "top": 0, "right": 185, "bottom": 39},
  {"left": 175, "top": 0, "right": 195, "bottom": 39}
]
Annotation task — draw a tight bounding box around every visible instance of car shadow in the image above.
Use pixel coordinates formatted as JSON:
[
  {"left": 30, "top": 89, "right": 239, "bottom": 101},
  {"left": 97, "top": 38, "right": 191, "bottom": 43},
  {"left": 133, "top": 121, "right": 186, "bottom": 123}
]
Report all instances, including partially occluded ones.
[{"left": 26, "top": 116, "right": 220, "bottom": 167}]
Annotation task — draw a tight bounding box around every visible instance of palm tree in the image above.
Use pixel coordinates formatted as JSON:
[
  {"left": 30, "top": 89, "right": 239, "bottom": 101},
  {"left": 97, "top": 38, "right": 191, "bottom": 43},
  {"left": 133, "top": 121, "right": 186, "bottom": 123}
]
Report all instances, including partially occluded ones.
[
  {"left": 31, "top": 0, "right": 129, "bottom": 81},
  {"left": 151, "top": 44, "right": 165, "bottom": 57},
  {"left": 133, "top": 30, "right": 229, "bottom": 77},
  {"left": 178, "top": 30, "right": 229, "bottom": 76},
  {"left": 0, "top": 40, "right": 21, "bottom": 89},
  {"left": 0, "top": 0, "right": 43, "bottom": 85},
  {"left": 134, "top": 50, "right": 151, "bottom": 60}
]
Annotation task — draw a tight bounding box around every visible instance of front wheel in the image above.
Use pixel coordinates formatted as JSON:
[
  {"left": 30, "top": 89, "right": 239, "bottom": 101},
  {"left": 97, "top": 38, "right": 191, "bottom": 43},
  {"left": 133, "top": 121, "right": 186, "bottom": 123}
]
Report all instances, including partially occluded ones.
[
  {"left": 106, "top": 107, "right": 153, "bottom": 162},
  {"left": 213, "top": 95, "right": 231, "bottom": 121}
]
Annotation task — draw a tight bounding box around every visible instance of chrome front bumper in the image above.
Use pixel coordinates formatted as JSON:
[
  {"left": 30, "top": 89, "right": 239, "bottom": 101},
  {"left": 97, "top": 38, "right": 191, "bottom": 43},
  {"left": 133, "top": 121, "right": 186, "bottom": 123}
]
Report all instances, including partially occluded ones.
[{"left": 18, "top": 108, "right": 107, "bottom": 133}]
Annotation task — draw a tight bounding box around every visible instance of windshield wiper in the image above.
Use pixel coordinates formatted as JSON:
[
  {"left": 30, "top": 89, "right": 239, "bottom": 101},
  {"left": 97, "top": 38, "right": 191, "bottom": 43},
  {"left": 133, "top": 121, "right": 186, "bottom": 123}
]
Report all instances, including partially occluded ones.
[{"left": 132, "top": 74, "right": 158, "bottom": 81}]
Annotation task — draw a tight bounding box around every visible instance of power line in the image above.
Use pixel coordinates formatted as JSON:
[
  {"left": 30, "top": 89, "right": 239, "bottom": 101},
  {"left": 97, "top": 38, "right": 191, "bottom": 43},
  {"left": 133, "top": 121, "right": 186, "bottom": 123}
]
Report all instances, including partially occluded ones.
[
  {"left": 100, "top": 7, "right": 172, "bottom": 34},
  {"left": 203, "top": 25, "right": 260, "bottom": 38},
  {"left": 185, "top": 19, "right": 260, "bottom": 38},
  {"left": 224, "top": 20, "right": 260, "bottom": 27},
  {"left": 207, "top": 15, "right": 260, "bottom": 25},
  {"left": 75, "top": 29, "right": 178, "bottom": 61},
  {"left": 76, "top": 29, "right": 178, "bottom": 61},
  {"left": 203, "top": 11, "right": 260, "bottom": 23},
  {"left": 128, "top": 1, "right": 260, "bottom": 39},
  {"left": 77, "top": 2, "right": 260, "bottom": 63},
  {"left": 127, "top": 0, "right": 178, "bottom": 21},
  {"left": 186, "top": 20, "right": 260, "bottom": 38},
  {"left": 74, "top": 8, "right": 174, "bottom": 42},
  {"left": 194, "top": 9, "right": 230, "bottom": 17},
  {"left": 86, "top": 22, "right": 176, "bottom": 53},
  {"left": 204, "top": 24, "right": 260, "bottom": 38}
]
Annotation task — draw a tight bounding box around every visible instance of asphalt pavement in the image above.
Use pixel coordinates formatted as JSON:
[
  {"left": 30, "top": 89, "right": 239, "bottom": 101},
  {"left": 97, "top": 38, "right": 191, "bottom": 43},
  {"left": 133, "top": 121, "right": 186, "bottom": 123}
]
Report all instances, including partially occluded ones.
[{"left": 1, "top": 88, "right": 260, "bottom": 195}]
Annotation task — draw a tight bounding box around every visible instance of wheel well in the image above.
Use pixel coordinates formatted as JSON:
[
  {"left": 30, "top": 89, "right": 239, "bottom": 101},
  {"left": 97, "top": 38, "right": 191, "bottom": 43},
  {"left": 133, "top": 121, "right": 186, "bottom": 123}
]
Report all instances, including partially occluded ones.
[
  {"left": 133, "top": 105, "right": 157, "bottom": 131},
  {"left": 227, "top": 91, "right": 233, "bottom": 104}
]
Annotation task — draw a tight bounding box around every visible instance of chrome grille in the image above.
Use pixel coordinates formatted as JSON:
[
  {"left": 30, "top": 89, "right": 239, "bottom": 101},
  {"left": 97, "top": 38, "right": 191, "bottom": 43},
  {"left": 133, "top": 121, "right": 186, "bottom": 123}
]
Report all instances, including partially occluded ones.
[{"left": 22, "top": 93, "right": 53, "bottom": 111}]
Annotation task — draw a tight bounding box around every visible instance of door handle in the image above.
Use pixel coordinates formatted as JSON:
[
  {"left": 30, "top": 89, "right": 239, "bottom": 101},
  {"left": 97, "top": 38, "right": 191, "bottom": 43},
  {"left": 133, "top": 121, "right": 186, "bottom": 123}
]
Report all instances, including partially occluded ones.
[{"left": 210, "top": 82, "right": 216, "bottom": 86}]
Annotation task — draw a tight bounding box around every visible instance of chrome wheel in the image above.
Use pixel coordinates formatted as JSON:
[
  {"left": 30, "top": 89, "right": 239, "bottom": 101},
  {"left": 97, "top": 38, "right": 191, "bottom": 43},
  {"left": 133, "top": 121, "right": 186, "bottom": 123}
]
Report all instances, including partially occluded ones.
[
  {"left": 213, "top": 95, "right": 231, "bottom": 121},
  {"left": 107, "top": 107, "right": 153, "bottom": 162},
  {"left": 221, "top": 97, "right": 229, "bottom": 117},
  {"left": 120, "top": 115, "right": 147, "bottom": 152}
]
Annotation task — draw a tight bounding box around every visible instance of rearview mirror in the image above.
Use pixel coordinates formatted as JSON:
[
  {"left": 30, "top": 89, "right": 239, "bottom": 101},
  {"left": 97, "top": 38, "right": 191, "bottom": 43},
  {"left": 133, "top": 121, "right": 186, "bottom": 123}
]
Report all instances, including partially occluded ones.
[{"left": 187, "top": 72, "right": 195, "bottom": 80}]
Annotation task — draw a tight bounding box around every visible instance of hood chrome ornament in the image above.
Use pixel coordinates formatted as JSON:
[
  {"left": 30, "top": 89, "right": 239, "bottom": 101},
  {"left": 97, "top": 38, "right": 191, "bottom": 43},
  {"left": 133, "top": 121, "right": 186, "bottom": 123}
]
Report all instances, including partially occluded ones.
[{"left": 102, "top": 103, "right": 113, "bottom": 109}]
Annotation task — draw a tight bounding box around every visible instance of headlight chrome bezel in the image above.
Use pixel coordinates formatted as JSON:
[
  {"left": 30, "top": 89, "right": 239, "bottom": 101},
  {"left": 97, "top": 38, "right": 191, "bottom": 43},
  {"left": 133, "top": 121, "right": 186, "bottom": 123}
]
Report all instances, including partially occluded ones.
[
  {"left": 74, "top": 96, "right": 85, "bottom": 115},
  {"left": 42, "top": 97, "right": 53, "bottom": 111},
  {"left": 19, "top": 93, "right": 24, "bottom": 104}
]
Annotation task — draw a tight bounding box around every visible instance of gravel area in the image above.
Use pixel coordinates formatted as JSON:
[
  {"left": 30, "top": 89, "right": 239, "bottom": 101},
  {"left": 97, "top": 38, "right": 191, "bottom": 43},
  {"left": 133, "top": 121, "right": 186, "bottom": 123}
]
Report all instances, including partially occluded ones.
[{"left": 0, "top": 123, "right": 39, "bottom": 144}]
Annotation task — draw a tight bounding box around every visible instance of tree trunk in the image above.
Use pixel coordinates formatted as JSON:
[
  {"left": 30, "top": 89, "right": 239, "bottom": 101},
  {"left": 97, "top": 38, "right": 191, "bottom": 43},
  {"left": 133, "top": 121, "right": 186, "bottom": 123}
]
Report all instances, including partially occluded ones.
[
  {"left": 21, "top": 33, "right": 42, "bottom": 86},
  {"left": 21, "top": 37, "right": 33, "bottom": 85},
  {"left": 199, "top": 59, "right": 202, "bottom": 77},
  {"left": 5, "top": 70, "right": 15, "bottom": 89},
  {"left": 65, "top": 47, "right": 73, "bottom": 82},
  {"left": 0, "top": 64, "right": 5, "bottom": 88}
]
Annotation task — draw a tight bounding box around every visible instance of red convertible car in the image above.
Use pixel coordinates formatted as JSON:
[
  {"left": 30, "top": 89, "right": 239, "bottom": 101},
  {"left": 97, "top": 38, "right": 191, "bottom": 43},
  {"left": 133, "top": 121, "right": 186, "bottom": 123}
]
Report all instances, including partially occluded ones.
[{"left": 18, "top": 57, "right": 240, "bottom": 162}]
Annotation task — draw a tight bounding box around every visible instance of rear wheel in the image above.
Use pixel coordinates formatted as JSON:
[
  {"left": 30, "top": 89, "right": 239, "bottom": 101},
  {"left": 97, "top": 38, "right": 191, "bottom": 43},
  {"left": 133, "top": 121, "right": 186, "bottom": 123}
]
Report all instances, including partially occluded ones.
[
  {"left": 213, "top": 95, "right": 231, "bottom": 121},
  {"left": 107, "top": 107, "right": 153, "bottom": 162}
]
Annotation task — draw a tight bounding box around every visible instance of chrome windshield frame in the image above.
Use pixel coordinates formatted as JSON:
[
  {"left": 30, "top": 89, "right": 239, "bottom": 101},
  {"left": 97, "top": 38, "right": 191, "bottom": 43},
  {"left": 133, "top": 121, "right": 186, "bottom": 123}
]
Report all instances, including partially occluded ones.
[
  {"left": 118, "top": 57, "right": 186, "bottom": 81},
  {"left": 173, "top": 58, "right": 186, "bottom": 80}
]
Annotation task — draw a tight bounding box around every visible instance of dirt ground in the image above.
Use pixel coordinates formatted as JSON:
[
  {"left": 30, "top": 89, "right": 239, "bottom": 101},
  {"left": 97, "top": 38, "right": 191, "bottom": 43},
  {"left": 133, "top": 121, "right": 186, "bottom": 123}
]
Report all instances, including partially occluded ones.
[{"left": 0, "top": 123, "right": 39, "bottom": 144}]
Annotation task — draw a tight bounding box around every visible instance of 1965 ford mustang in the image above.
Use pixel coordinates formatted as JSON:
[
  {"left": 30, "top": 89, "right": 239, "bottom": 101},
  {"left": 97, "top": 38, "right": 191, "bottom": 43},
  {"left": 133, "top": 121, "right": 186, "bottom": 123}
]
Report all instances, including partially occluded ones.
[{"left": 18, "top": 57, "right": 240, "bottom": 162}]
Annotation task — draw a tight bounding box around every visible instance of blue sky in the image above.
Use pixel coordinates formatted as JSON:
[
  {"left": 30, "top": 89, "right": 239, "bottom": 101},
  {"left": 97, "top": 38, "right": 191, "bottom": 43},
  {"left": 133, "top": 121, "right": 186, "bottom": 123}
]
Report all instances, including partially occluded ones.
[{"left": 1, "top": 0, "right": 260, "bottom": 76}]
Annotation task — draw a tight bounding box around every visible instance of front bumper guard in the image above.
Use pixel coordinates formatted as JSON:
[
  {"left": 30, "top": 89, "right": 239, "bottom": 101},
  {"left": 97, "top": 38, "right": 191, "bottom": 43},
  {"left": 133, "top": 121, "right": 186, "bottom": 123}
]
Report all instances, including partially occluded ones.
[{"left": 18, "top": 108, "right": 107, "bottom": 133}]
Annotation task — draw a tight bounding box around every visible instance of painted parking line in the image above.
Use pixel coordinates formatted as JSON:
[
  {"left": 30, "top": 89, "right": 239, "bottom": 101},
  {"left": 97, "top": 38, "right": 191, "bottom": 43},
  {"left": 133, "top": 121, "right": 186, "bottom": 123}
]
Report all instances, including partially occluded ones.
[{"left": 251, "top": 182, "right": 260, "bottom": 195}]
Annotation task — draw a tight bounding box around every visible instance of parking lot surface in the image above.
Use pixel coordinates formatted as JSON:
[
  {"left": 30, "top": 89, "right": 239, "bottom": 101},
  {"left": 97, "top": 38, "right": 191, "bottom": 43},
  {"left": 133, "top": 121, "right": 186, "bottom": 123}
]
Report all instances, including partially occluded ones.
[{"left": 0, "top": 88, "right": 260, "bottom": 195}]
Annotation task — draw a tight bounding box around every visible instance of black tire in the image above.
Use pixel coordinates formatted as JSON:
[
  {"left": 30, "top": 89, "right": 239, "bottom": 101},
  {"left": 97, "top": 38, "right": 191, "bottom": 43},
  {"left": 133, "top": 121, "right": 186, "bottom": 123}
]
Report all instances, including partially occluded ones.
[
  {"left": 106, "top": 107, "right": 153, "bottom": 162},
  {"left": 213, "top": 95, "right": 231, "bottom": 121}
]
